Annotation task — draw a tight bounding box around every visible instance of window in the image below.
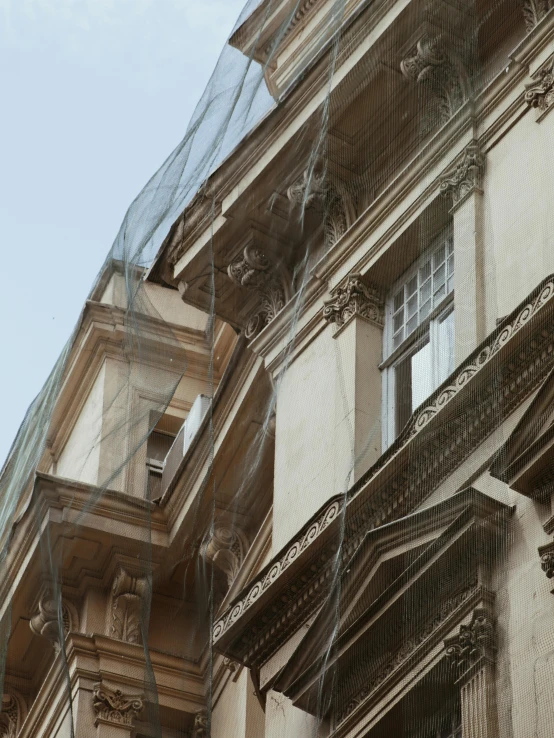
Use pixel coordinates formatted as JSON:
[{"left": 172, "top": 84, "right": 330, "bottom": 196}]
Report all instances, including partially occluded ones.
[{"left": 383, "top": 230, "right": 454, "bottom": 444}]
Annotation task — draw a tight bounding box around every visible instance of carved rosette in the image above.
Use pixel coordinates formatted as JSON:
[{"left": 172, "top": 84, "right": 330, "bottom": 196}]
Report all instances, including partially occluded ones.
[
  {"left": 29, "top": 594, "right": 70, "bottom": 653},
  {"left": 400, "top": 36, "right": 469, "bottom": 125},
  {"left": 227, "top": 245, "right": 290, "bottom": 339},
  {"left": 440, "top": 143, "right": 485, "bottom": 209},
  {"left": 0, "top": 695, "right": 19, "bottom": 738},
  {"left": 323, "top": 275, "right": 384, "bottom": 330},
  {"left": 444, "top": 608, "right": 496, "bottom": 682},
  {"left": 111, "top": 568, "right": 147, "bottom": 645},
  {"left": 204, "top": 527, "right": 245, "bottom": 587},
  {"left": 522, "top": 0, "right": 551, "bottom": 32},
  {"left": 92, "top": 684, "right": 144, "bottom": 727},
  {"left": 525, "top": 56, "right": 554, "bottom": 116}
]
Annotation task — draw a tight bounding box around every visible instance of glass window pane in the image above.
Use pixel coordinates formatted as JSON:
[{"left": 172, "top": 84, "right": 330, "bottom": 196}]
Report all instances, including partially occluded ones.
[
  {"left": 420, "top": 299, "right": 431, "bottom": 320},
  {"left": 393, "top": 311, "right": 404, "bottom": 333},
  {"left": 411, "top": 341, "right": 433, "bottom": 411},
  {"left": 447, "top": 235, "right": 454, "bottom": 254},
  {"left": 437, "top": 310, "right": 455, "bottom": 383},
  {"left": 433, "top": 246, "right": 445, "bottom": 270},
  {"left": 419, "top": 260, "right": 431, "bottom": 282},
  {"left": 421, "top": 278, "right": 431, "bottom": 304},
  {"left": 447, "top": 254, "right": 454, "bottom": 277},
  {"left": 434, "top": 263, "right": 445, "bottom": 287},
  {"left": 434, "top": 284, "right": 446, "bottom": 302},
  {"left": 406, "top": 314, "right": 418, "bottom": 336},
  {"left": 394, "top": 290, "right": 404, "bottom": 312},
  {"left": 407, "top": 275, "right": 417, "bottom": 297},
  {"left": 393, "top": 331, "right": 404, "bottom": 349},
  {"left": 407, "top": 294, "right": 418, "bottom": 318},
  {"left": 395, "top": 354, "right": 412, "bottom": 434}
]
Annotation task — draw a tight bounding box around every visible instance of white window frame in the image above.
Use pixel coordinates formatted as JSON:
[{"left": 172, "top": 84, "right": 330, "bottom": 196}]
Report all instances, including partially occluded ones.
[{"left": 382, "top": 229, "right": 454, "bottom": 448}]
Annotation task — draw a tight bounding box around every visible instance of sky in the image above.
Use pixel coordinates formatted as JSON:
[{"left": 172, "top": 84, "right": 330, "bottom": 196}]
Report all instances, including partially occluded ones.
[{"left": 0, "top": 0, "right": 252, "bottom": 466}]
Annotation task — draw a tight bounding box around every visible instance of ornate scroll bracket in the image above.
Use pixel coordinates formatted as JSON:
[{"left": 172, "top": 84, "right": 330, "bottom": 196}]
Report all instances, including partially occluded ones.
[
  {"left": 204, "top": 526, "right": 246, "bottom": 587},
  {"left": 92, "top": 683, "right": 144, "bottom": 727},
  {"left": 439, "top": 142, "right": 485, "bottom": 211},
  {"left": 323, "top": 274, "right": 384, "bottom": 331},
  {"left": 111, "top": 568, "right": 148, "bottom": 645},
  {"left": 287, "top": 167, "right": 356, "bottom": 247},
  {"left": 524, "top": 56, "right": 554, "bottom": 120},
  {"left": 522, "top": 0, "right": 551, "bottom": 32},
  {"left": 400, "top": 35, "right": 469, "bottom": 127},
  {"left": 444, "top": 608, "right": 496, "bottom": 683},
  {"left": 227, "top": 244, "right": 291, "bottom": 340},
  {"left": 30, "top": 594, "right": 71, "bottom": 653}
]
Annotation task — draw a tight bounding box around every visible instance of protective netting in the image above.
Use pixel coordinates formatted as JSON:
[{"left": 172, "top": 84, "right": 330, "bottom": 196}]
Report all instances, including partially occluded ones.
[{"left": 2, "top": 1, "right": 554, "bottom": 737}]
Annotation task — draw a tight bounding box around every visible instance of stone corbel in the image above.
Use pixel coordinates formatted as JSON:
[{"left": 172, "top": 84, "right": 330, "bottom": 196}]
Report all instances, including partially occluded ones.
[
  {"left": 110, "top": 568, "right": 148, "bottom": 645},
  {"left": 29, "top": 593, "right": 71, "bottom": 653},
  {"left": 287, "top": 166, "right": 356, "bottom": 247},
  {"left": 322, "top": 274, "right": 384, "bottom": 330},
  {"left": 226, "top": 244, "right": 292, "bottom": 339},
  {"left": 524, "top": 55, "right": 554, "bottom": 121},
  {"left": 439, "top": 142, "right": 485, "bottom": 211},
  {"left": 400, "top": 35, "right": 470, "bottom": 126},
  {"left": 522, "top": 0, "right": 551, "bottom": 32},
  {"left": 204, "top": 526, "right": 246, "bottom": 587},
  {"left": 92, "top": 683, "right": 144, "bottom": 728},
  {"left": 0, "top": 694, "right": 20, "bottom": 738},
  {"left": 190, "top": 709, "right": 208, "bottom": 738}
]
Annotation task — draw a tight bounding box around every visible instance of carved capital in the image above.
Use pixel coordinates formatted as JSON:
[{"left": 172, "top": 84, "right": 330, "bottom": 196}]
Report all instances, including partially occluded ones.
[
  {"left": 110, "top": 568, "right": 148, "bottom": 645},
  {"left": 227, "top": 245, "right": 290, "bottom": 339},
  {"left": 440, "top": 142, "right": 485, "bottom": 209},
  {"left": 400, "top": 35, "right": 469, "bottom": 125},
  {"left": 444, "top": 608, "right": 496, "bottom": 682},
  {"left": 0, "top": 695, "right": 19, "bottom": 738},
  {"left": 204, "top": 527, "right": 245, "bottom": 587},
  {"left": 323, "top": 275, "right": 384, "bottom": 329},
  {"left": 192, "top": 709, "right": 208, "bottom": 738},
  {"left": 92, "top": 684, "right": 144, "bottom": 727},
  {"left": 30, "top": 594, "right": 70, "bottom": 653},
  {"left": 525, "top": 56, "right": 554, "bottom": 116},
  {"left": 540, "top": 549, "right": 554, "bottom": 578},
  {"left": 522, "top": 0, "right": 551, "bottom": 32}
]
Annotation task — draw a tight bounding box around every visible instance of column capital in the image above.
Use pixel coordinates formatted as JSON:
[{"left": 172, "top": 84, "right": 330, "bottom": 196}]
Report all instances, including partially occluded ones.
[
  {"left": 322, "top": 274, "right": 384, "bottom": 330},
  {"left": 92, "top": 683, "right": 144, "bottom": 728},
  {"left": 444, "top": 608, "right": 496, "bottom": 684},
  {"left": 439, "top": 142, "right": 485, "bottom": 211}
]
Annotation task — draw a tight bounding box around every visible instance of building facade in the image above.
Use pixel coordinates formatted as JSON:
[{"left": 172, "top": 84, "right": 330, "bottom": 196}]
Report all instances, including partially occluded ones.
[{"left": 3, "top": 0, "right": 554, "bottom": 737}]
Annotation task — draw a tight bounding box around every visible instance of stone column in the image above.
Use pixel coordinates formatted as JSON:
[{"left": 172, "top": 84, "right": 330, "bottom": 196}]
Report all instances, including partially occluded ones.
[
  {"left": 92, "top": 684, "right": 144, "bottom": 738},
  {"left": 444, "top": 608, "right": 498, "bottom": 738},
  {"left": 440, "top": 142, "right": 486, "bottom": 365},
  {"left": 323, "top": 274, "right": 384, "bottom": 484}
]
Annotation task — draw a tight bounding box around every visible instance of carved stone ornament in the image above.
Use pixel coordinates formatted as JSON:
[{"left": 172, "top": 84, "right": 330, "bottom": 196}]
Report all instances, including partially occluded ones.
[
  {"left": 439, "top": 142, "right": 485, "bottom": 209},
  {"left": 227, "top": 244, "right": 291, "bottom": 339},
  {"left": 444, "top": 608, "right": 496, "bottom": 681},
  {"left": 287, "top": 167, "right": 355, "bottom": 247},
  {"left": 0, "top": 695, "right": 19, "bottom": 738},
  {"left": 92, "top": 684, "right": 144, "bottom": 727},
  {"left": 322, "top": 274, "right": 384, "bottom": 329},
  {"left": 400, "top": 35, "right": 469, "bottom": 125},
  {"left": 191, "top": 709, "right": 208, "bottom": 738},
  {"left": 111, "top": 568, "right": 148, "bottom": 645},
  {"left": 524, "top": 56, "right": 554, "bottom": 116},
  {"left": 204, "top": 527, "right": 245, "bottom": 587},
  {"left": 522, "top": 0, "right": 551, "bottom": 32},
  {"left": 29, "top": 594, "right": 70, "bottom": 653},
  {"left": 540, "top": 549, "right": 554, "bottom": 578}
]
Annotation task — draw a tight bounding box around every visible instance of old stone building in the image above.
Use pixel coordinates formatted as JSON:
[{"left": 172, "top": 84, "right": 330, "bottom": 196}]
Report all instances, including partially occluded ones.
[{"left": 3, "top": 0, "right": 554, "bottom": 736}]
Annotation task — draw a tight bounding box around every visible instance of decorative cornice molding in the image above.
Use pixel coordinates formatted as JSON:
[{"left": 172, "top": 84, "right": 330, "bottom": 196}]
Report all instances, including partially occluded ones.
[
  {"left": 227, "top": 244, "right": 291, "bottom": 339},
  {"left": 92, "top": 683, "right": 144, "bottom": 727},
  {"left": 522, "top": 0, "right": 551, "bottom": 32},
  {"left": 524, "top": 55, "right": 554, "bottom": 118},
  {"left": 444, "top": 608, "right": 496, "bottom": 683},
  {"left": 29, "top": 594, "right": 70, "bottom": 653},
  {"left": 111, "top": 567, "right": 148, "bottom": 645},
  {"left": 322, "top": 274, "right": 384, "bottom": 329},
  {"left": 400, "top": 36, "right": 469, "bottom": 126},
  {"left": 439, "top": 142, "right": 485, "bottom": 209}
]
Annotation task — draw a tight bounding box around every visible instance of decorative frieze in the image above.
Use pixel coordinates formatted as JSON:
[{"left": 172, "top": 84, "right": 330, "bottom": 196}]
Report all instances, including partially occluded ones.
[
  {"left": 322, "top": 274, "right": 384, "bottom": 329},
  {"left": 524, "top": 56, "right": 554, "bottom": 118},
  {"left": 29, "top": 594, "right": 70, "bottom": 653},
  {"left": 0, "top": 695, "right": 19, "bottom": 738},
  {"left": 439, "top": 142, "right": 485, "bottom": 209},
  {"left": 111, "top": 568, "right": 148, "bottom": 645},
  {"left": 522, "top": 0, "right": 551, "bottom": 32},
  {"left": 92, "top": 684, "right": 144, "bottom": 727},
  {"left": 444, "top": 608, "right": 496, "bottom": 682},
  {"left": 204, "top": 527, "right": 245, "bottom": 587},
  {"left": 400, "top": 36, "right": 469, "bottom": 125},
  {"left": 227, "top": 245, "right": 290, "bottom": 339}
]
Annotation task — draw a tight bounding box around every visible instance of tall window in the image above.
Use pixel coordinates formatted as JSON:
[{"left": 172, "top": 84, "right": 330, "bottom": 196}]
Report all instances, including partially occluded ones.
[{"left": 383, "top": 229, "right": 454, "bottom": 444}]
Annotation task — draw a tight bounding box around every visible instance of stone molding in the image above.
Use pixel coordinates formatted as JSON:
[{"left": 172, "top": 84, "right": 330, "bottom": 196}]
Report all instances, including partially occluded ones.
[
  {"left": 322, "top": 274, "right": 384, "bottom": 330},
  {"left": 522, "top": 0, "right": 551, "bottom": 32},
  {"left": 0, "top": 695, "right": 19, "bottom": 738},
  {"left": 524, "top": 55, "right": 554, "bottom": 119},
  {"left": 92, "top": 683, "right": 144, "bottom": 727},
  {"left": 29, "top": 594, "right": 71, "bottom": 653},
  {"left": 111, "top": 567, "right": 148, "bottom": 645},
  {"left": 400, "top": 35, "right": 469, "bottom": 125},
  {"left": 191, "top": 709, "right": 208, "bottom": 738},
  {"left": 444, "top": 608, "right": 496, "bottom": 683},
  {"left": 439, "top": 142, "right": 485, "bottom": 210},
  {"left": 227, "top": 244, "right": 291, "bottom": 339},
  {"left": 204, "top": 526, "right": 246, "bottom": 587}
]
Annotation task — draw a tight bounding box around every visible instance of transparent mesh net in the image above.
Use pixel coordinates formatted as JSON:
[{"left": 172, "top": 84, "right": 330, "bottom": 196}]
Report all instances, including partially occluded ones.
[{"left": 2, "top": 1, "right": 554, "bottom": 736}]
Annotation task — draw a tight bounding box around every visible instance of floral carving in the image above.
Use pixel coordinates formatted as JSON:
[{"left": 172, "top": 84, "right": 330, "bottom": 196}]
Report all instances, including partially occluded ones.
[
  {"left": 111, "top": 568, "right": 147, "bottom": 645},
  {"left": 525, "top": 56, "right": 554, "bottom": 115},
  {"left": 92, "top": 684, "right": 144, "bottom": 726},
  {"left": 522, "top": 0, "right": 551, "bottom": 32},
  {"left": 439, "top": 142, "right": 485, "bottom": 208},
  {"left": 0, "top": 695, "right": 19, "bottom": 738},
  {"left": 204, "top": 527, "right": 245, "bottom": 587},
  {"left": 30, "top": 594, "right": 70, "bottom": 653},
  {"left": 400, "top": 36, "right": 469, "bottom": 125},
  {"left": 444, "top": 608, "right": 496, "bottom": 680},
  {"left": 227, "top": 245, "right": 290, "bottom": 339},
  {"left": 323, "top": 274, "right": 384, "bottom": 329}
]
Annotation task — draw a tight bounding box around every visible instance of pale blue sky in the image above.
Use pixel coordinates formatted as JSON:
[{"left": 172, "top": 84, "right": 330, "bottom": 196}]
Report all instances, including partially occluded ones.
[{"left": 0, "top": 0, "right": 252, "bottom": 465}]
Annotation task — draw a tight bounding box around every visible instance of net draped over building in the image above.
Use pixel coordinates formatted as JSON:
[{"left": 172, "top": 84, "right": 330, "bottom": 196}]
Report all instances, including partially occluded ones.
[{"left": 2, "top": 1, "right": 554, "bottom": 737}]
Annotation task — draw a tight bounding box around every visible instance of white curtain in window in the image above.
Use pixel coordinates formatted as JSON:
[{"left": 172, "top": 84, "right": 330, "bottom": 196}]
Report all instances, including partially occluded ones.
[{"left": 411, "top": 341, "right": 433, "bottom": 411}]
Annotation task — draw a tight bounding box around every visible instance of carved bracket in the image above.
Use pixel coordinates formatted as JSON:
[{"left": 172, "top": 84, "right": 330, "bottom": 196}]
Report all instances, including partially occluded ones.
[
  {"left": 204, "top": 526, "right": 246, "bottom": 587},
  {"left": 444, "top": 608, "right": 496, "bottom": 683},
  {"left": 522, "top": 0, "right": 551, "bottom": 32},
  {"left": 30, "top": 594, "right": 71, "bottom": 653},
  {"left": 191, "top": 709, "right": 208, "bottom": 738},
  {"left": 323, "top": 274, "right": 384, "bottom": 330},
  {"left": 400, "top": 35, "right": 469, "bottom": 126},
  {"left": 227, "top": 244, "right": 291, "bottom": 339},
  {"left": 93, "top": 683, "right": 144, "bottom": 727},
  {"left": 0, "top": 695, "right": 20, "bottom": 738},
  {"left": 525, "top": 55, "right": 554, "bottom": 120},
  {"left": 111, "top": 568, "right": 148, "bottom": 645},
  {"left": 440, "top": 142, "right": 485, "bottom": 210}
]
